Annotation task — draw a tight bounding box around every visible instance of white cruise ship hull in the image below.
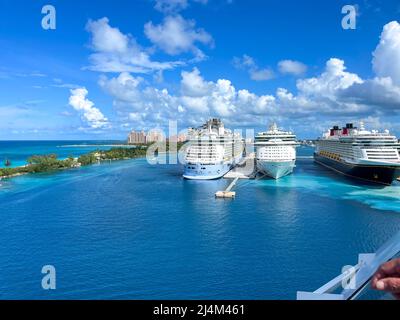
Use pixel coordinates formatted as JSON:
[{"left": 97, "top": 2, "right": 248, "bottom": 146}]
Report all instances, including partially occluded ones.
[
  {"left": 257, "top": 160, "right": 296, "bottom": 179},
  {"left": 183, "top": 163, "right": 232, "bottom": 180}
]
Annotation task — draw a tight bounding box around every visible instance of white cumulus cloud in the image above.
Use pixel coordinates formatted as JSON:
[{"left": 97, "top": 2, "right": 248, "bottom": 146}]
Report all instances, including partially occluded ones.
[
  {"left": 144, "top": 15, "right": 213, "bottom": 60},
  {"left": 278, "top": 60, "right": 308, "bottom": 76},
  {"left": 181, "top": 67, "right": 210, "bottom": 96},
  {"left": 154, "top": 0, "right": 208, "bottom": 14},
  {"left": 155, "top": 0, "right": 188, "bottom": 13},
  {"left": 94, "top": 22, "right": 400, "bottom": 135},
  {"left": 98, "top": 57, "right": 400, "bottom": 132},
  {"left": 373, "top": 21, "right": 400, "bottom": 85},
  {"left": 233, "top": 55, "right": 274, "bottom": 81},
  {"left": 68, "top": 88, "right": 109, "bottom": 129},
  {"left": 86, "top": 17, "right": 182, "bottom": 73},
  {"left": 297, "top": 58, "right": 363, "bottom": 98},
  {"left": 98, "top": 72, "right": 144, "bottom": 105}
]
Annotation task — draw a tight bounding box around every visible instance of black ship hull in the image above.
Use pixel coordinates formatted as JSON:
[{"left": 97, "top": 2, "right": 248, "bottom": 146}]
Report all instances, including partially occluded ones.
[{"left": 314, "top": 153, "right": 400, "bottom": 185}]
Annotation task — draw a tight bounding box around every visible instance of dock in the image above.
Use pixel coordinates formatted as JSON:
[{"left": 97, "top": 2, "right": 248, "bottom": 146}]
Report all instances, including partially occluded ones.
[
  {"left": 223, "top": 154, "right": 257, "bottom": 180},
  {"left": 215, "top": 154, "right": 257, "bottom": 199},
  {"left": 215, "top": 177, "right": 239, "bottom": 198}
]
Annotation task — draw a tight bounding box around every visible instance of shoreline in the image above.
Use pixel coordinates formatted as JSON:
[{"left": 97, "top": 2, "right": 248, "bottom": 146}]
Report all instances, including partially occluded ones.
[
  {"left": 0, "top": 158, "right": 139, "bottom": 180},
  {"left": 0, "top": 147, "right": 149, "bottom": 181},
  {"left": 0, "top": 172, "right": 28, "bottom": 180},
  {"left": 57, "top": 144, "right": 134, "bottom": 148},
  {"left": 0, "top": 142, "right": 183, "bottom": 180}
]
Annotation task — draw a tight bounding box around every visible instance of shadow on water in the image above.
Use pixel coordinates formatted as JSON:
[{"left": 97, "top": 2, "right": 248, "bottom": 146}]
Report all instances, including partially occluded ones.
[
  {"left": 312, "top": 161, "right": 392, "bottom": 190},
  {"left": 253, "top": 158, "right": 387, "bottom": 189}
]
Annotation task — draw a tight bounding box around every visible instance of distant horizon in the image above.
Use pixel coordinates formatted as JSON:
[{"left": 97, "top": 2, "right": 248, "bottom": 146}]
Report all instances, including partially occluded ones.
[{"left": 1, "top": 121, "right": 398, "bottom": 142}]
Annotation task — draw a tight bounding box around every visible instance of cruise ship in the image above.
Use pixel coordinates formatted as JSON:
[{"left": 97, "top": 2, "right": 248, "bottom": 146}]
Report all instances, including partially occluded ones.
[
  {"left": 314, "top": 122, "right": 400, "bottom": 185},
  {"left": 183, "top": 119, "right": 244, "bottom": 180},
  {"left": 255, "top": 123, "right": 298, "bottom": 179}
]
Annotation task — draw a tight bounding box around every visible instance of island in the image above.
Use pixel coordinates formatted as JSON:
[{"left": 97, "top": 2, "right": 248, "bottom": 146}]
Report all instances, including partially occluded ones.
[{"left": 0, "top": 147, "right": 149, "bottom": 180}]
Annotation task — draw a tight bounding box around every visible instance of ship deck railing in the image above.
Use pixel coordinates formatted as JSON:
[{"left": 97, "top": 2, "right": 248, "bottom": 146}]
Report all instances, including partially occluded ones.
[{"left": 297, "top": 230, "right": 400, "bottom": 300}]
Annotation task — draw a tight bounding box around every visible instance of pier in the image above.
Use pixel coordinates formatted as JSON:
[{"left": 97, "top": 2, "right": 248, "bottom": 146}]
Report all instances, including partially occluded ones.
[
  {"left": 215, "top": 154, "right": 257, "bottom": 199},
  {"left": 215, "top": 177, "right": 239, "bottom": 198},
  {"left": 223, "top": 153, "right": 257, "bottom": 180}
]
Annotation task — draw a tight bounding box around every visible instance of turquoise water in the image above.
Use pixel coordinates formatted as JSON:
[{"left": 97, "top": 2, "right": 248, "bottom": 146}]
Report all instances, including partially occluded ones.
[
  {"left": 0, "top": 140, "right": 126, "bottom": 168},
  {"left": 0, "top": 142, "right": 399, "bottom": 299}
]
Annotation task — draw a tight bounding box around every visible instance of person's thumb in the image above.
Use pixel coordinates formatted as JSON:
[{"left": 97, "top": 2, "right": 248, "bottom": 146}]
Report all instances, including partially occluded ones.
[{"left": 375, "top": 278, "right": 400, "bottom": 293}]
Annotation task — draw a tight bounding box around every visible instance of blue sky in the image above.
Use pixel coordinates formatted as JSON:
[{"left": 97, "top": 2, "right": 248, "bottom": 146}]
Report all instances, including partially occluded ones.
[{"left": 1, "top": 0, "right": 400, "bottom": 139}]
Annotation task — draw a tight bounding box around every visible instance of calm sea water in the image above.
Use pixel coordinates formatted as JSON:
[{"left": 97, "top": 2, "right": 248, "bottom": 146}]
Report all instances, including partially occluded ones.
[
  {"left": 0, "top": 140, "right": 125, "bottom": 168},
  {"left": 0, "top": 141, "right": 399, "bottom": 299}
]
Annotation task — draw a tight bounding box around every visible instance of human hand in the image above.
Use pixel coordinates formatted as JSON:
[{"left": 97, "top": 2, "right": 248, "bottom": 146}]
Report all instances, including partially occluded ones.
[{"left": 371, "top": 258, "right": 400, "bottom": 300}]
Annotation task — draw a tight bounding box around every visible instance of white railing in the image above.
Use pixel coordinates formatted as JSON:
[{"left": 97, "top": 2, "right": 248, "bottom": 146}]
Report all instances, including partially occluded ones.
[{"left": 297, "top": 230, "right": 400, "bottom": 300}]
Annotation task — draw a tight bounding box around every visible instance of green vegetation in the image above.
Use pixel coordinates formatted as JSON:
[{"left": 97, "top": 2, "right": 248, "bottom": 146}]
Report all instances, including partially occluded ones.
[
  {"left": 128, "top": 141, "right": 186, "bottom": 151},
  {"left": 77, "top": 153, "right": 98, "bottom": 166},
  {"left": 168, "top": 141, "right": 185, "bottom": 151},
  {"left": 99, "top": 147, "right": 148, "bottom": 160},
  {"left": 77, "top": 147, "right": 148, "bottom": 166},
  {"left": 27, "top": 154, "right": 76, "bottom": 172},
  {"left": 0, "top": 142, "right": 185, "bottom": 180},
  {"left": 0, "top": 154, "right": 79, "bottom": 178},
  {"left": 0, "top": 146, "right": 153, "bottom": 179},
  {"left": 0, "top": 166, "right": 31, "bottom": 178}
]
